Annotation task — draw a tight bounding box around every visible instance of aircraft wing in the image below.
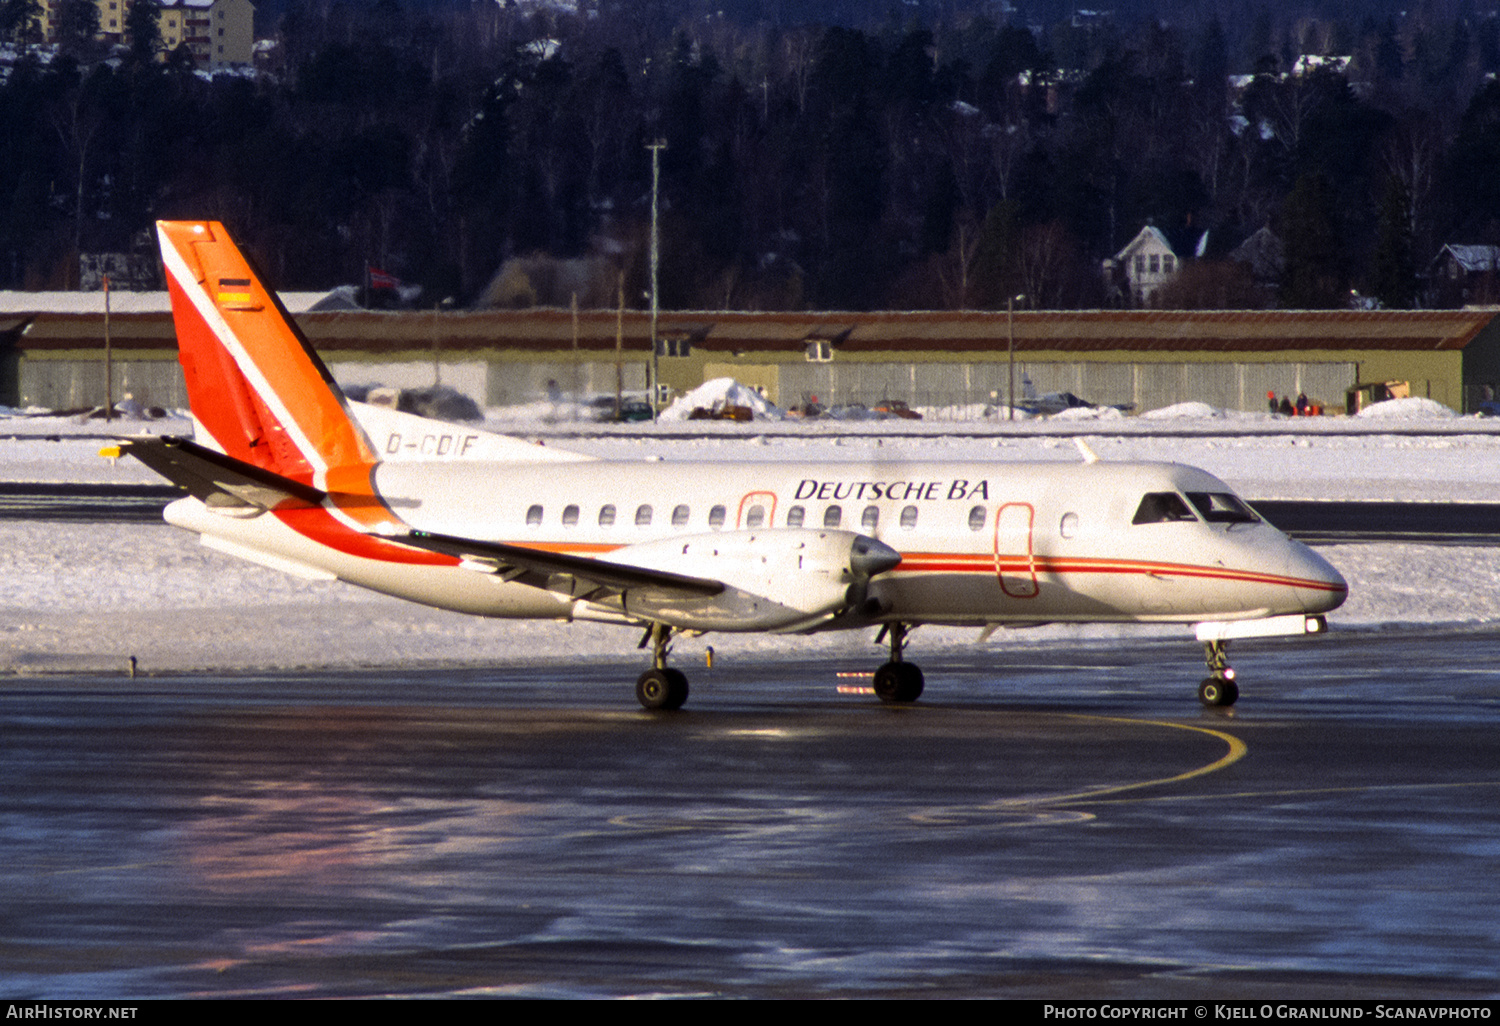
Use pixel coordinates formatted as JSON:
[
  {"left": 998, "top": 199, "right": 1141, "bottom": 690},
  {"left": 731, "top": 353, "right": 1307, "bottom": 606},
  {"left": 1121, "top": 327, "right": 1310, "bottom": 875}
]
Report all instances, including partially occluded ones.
[
  {"left": 117, "top": 437, "right": 725, "bottom": 601},
  {"left": 114, "top": 436, "right": 325, "bottom": 509},
  {"left": 398, "top": 530, "right": 726, "bottom": 600}
]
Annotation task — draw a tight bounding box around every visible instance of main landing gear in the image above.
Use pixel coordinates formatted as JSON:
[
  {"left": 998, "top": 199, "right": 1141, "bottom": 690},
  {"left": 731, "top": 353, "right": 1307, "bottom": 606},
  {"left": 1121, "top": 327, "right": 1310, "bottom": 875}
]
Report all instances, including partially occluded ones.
[
  {"left": 636, "top": 622, "right": 689, "bottom": 711},
  {"left": 1198, "top": 639, "right": 1239, "bottom": 708},
  {"left": 873, "top": 621, "right": 924, "bottom": 704}
]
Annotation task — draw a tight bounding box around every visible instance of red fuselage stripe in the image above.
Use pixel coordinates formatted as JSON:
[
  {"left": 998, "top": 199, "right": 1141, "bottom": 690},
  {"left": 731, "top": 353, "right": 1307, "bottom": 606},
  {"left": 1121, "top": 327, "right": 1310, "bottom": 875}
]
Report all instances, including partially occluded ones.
[
  {"left": 271, "top": 519, "right": 1345, "bottom": 595},
  {"left": 274, "top": 506, "right": 458, "bottom": 566},
  {"left": 899, "top": 555, "right": 1345, "bottom": 592}
]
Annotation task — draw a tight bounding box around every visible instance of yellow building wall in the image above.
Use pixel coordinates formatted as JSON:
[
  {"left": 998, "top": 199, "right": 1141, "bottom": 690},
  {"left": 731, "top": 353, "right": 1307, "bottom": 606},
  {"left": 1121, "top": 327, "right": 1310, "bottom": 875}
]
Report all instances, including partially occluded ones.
[{"left": 37, "top": 0, "right": 255, "bottom": 68}]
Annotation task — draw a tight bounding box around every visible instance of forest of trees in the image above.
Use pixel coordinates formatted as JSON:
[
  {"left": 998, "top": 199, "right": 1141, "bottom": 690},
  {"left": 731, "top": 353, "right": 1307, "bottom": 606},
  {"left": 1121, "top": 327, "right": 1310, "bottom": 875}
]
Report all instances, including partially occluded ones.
[{"left": 7, "top": 0, "right": 1500, "bottom": 311}]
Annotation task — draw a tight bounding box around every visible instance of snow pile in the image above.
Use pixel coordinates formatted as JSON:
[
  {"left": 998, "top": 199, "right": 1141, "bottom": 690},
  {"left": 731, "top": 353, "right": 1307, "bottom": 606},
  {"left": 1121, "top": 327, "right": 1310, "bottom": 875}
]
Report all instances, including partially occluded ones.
[
  {"left": 1355, "top": 397, "right": 1458, "bottom": 420},
  {"left": 1142, "top": 401, "right": 1224, "bottom": 419},
  {"left": 1050, "top": 404, "right": 1125, "bottom": 421},
  {"left": 915, "top": 403, "right": 1033, "bottom": 422},
  {"left": 659, "top": 378, "right": 785, "bottom": 421}
]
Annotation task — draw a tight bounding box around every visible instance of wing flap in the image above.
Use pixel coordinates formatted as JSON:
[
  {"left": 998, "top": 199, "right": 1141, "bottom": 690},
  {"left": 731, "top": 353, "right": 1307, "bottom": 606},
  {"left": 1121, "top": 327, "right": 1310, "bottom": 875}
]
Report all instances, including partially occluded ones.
[{"left": 400, "top": 530, "right": 726, "bottom": 599}]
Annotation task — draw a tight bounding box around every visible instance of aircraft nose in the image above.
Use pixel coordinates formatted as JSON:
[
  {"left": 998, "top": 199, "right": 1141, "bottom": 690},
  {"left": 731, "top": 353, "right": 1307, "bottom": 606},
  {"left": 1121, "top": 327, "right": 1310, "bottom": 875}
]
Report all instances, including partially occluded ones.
[
  {"left": 851, "top": 536, "right": 902, "bottom": 578},
  {"left": 1285, "top": 540, "right": 1347, "bottom": 614}
]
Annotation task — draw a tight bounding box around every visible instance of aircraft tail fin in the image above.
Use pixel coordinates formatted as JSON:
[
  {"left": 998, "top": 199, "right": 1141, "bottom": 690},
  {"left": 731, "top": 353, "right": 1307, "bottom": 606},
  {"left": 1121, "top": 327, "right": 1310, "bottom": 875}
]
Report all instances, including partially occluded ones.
[{"left": 156, "top": 220, "right": 376, "bottom": 490}]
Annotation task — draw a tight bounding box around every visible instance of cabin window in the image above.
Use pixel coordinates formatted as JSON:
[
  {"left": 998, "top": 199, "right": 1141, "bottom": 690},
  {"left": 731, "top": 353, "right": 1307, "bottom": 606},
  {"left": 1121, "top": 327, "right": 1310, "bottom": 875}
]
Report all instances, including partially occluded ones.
[
  {"left": 746, "top": 505, "right": 766, "bottom": 528},
  {"left": 967, "top": 505, "right": 987, "bottom": 531},
  {"left": 1059, "top": 512, "right": 1079, "bottom": 538},
  {"left": 526, "top": 504, "right": 543, "bottom": 526},
  {"left": 861, "top": 505, "right": 879, "bottom": 531},
  {"left": 709, "top": 504, "right": 726, "bottom": 529},
  {"left": 599, "top": 504, "right": 617, "bottom": 527},
  {"left": 900, "top": 505, "right": 918, "bottom": 530},
  {"left": 562, "top": 504, "right": 579, "bottom": 527},
  {"left": 786, "top": 505, "right": 806, "bottom": 528},
  {"left": 824, "top": 505, "right": 842, "bottom": 528},
  {"left": 1186, "top": 492, "right": 1258, "bottom": 524},
  {"left": 672, "top": 504, "right": 690, "bottom": 527},
  {"left": 636, "top": 504, "right": 653, "bottom": 527},
  {"left": 1132, "top": 492, "right": 1198, "bottom": 525}
]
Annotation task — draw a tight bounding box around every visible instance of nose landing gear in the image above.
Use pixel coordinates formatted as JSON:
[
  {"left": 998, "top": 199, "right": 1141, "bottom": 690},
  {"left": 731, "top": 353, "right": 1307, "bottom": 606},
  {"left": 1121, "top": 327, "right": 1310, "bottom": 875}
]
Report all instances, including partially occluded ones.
[{"left": 1199, "top": 639, "right": 1238, "bottom": 707}]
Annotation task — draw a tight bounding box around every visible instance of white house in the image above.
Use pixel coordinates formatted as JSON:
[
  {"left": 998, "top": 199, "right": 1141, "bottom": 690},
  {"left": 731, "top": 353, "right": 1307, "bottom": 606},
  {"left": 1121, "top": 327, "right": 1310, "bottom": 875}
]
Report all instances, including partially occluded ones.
[
  {"left": 1428, "top": 244, "right": 1500, "bottom": 306},
  {"left": 1105, "top": 225, "right": 1203, "bottom": 307}
]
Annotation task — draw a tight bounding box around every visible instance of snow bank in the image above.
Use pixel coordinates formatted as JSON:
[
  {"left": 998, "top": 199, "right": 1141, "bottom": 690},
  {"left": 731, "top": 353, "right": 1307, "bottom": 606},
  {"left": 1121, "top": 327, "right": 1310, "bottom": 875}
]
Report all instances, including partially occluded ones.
[
  {"left": 1050, "top": 404, "right": 1125, "bottom": 421},
  {"left": 659, "top": 378, "right": 785, "bottom": 421},
  {"left": 1142, "top": 401, "right": 1224, "bottom": 419},
  {"left": 914, "top": 403, "right": 1033, "bottom": 422},
  {"left": 0, "top": 409, "right": 191, "bottom": 435},
  {"left": 1355, "top": 397, "right": 1458, "bottom": 419}
]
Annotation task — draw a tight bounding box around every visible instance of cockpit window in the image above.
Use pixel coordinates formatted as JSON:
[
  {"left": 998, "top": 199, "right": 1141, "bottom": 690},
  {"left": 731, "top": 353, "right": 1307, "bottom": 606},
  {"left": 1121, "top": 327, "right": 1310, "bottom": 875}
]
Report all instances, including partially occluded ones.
[
  {"left": 1187, "top": 492, "right": 1259, "bottom": 524},
  {"left": 1132, "top": 492, "right": 1198, "bottom": 525}
]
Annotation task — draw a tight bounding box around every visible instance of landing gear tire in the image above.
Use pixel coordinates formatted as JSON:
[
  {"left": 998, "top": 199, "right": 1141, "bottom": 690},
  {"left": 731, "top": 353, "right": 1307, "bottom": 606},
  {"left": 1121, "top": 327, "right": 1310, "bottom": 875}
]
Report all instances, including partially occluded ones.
[
  {"left": 637, "top": 668, "right": 689, "bottom": 711},
  {"left": 1198, "top": 677, "right": 1238, "bottom": 708},
  {"left": 874, "top": 661, "right": 924, "bottom": 704},
  {"left": 1198, "top": 638, "right": 1238, "bottom": 708}
]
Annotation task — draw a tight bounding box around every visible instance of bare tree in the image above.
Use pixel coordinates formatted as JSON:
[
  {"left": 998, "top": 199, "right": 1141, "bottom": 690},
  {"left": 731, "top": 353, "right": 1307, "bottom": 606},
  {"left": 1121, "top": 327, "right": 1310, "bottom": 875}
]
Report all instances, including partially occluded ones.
[
  {"left": 1016, "top": 221, "right": 1072, "bottom": 308},
  {"left": 50, "top": 85, "right": 105, "bottom": 287},
  {"left": 1382, "top": 115, "right": 1444, "bottom": 261}
]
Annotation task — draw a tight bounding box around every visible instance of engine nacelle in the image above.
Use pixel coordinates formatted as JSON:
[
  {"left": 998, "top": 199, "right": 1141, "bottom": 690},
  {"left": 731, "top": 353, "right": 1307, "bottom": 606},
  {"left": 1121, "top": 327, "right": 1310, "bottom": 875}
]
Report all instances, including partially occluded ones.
[{"left": 592, "top": 529, "right": 901, "bottom": 632}]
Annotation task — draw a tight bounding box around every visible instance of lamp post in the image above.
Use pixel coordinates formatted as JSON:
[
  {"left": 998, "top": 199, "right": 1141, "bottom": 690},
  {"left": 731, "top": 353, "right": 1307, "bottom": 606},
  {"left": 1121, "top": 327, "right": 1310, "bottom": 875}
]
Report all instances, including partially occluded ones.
[
  {"left": 647, "top": 139, "right": 667, "bottom": 420},
  {"left": 1007, "top": 294, "right": 1025, "bottom": 420},
  {"left": 103, "top": 274, "right": 113, "bottom": 422}
]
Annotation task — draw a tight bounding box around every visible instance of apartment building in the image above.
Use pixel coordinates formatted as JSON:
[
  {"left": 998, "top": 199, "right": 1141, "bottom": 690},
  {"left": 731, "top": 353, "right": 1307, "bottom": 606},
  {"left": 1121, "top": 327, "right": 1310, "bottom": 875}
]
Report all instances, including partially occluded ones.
[{"left": 38, "top": 0, "right": 254, "bottom": 71}]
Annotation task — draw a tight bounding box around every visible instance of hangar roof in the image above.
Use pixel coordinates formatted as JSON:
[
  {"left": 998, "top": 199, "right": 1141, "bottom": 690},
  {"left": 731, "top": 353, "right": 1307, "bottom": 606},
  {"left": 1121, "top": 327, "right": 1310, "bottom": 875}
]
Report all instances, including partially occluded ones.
[
  {"left": 292, "top": 308, "right": 1500, "bottom": 356},
  {"left": 3, "top": 307, "right": 1495, "bottom": 356}
]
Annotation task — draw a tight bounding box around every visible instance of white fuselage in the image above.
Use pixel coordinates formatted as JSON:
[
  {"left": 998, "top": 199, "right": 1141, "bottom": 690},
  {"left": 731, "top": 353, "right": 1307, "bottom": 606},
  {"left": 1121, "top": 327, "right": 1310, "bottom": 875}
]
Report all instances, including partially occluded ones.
[{"left": 165, "top": 453, "right": 1347, "bottom": 633}]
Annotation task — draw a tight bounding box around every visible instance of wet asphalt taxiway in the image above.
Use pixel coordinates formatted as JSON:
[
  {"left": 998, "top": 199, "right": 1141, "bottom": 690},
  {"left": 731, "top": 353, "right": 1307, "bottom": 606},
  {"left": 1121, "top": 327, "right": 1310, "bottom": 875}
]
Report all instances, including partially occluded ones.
[{"left": 2, "top": 626, "right": 1499, "bottom": 999}]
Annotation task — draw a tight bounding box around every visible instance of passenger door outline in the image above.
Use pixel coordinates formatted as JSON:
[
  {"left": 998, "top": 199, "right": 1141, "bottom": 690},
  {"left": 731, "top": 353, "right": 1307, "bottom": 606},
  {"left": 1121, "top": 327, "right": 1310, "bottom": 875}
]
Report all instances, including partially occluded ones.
[
  {"left": 994, "top": 502, "right": 1039, "bottom": 598},
  {"left": 737, "top": 490, "right": 777, "bottom": 529}
]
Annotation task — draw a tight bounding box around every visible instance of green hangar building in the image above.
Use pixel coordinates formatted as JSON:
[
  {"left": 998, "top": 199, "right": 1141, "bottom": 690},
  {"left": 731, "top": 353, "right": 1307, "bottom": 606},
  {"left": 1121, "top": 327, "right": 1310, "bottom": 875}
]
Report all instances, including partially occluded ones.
[{"left": 4, "top": 300, "right": 1499, "bottom": 416}]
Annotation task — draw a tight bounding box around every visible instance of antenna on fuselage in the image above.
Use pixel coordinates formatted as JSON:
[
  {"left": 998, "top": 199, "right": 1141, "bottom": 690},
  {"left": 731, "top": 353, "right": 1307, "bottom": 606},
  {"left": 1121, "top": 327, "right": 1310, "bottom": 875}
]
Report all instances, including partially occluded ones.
[{"left": 1073, "top": 438, "right": 1101, "bottom": 464}]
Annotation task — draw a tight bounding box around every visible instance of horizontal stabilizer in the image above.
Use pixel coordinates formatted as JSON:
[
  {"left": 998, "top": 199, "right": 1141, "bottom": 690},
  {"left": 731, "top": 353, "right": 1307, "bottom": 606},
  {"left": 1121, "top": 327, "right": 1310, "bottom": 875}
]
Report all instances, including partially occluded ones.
[
  {"left": 117, "top": 436, "right": 326, "bottom": 510},
  {"left": 400, "top": 530, "right": 725, "bottom": 599}
]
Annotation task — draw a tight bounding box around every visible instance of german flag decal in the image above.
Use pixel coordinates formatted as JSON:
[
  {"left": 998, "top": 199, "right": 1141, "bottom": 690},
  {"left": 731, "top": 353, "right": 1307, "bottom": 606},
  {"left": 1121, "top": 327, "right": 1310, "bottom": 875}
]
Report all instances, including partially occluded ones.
[{"left": 216, "top": 277, "right": 256, "bottom": 308}]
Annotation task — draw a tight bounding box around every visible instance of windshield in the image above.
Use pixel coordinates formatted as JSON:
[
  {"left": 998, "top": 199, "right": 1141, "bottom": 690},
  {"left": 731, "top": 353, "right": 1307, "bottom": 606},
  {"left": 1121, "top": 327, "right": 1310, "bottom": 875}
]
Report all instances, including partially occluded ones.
[
  {"left": 1186, "top": 492, "right": 1259, "bottom": 524},
  {"left": 1132, "top": 492, "right": 1198, "bottom": 525}
]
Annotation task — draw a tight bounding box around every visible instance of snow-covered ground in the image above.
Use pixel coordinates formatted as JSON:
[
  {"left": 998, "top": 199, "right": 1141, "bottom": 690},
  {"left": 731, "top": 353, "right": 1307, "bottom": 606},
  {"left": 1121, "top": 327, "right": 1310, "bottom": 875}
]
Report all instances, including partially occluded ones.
[
  {"left": 11, "top": 398, "right": 1500, "bottom": 501},
  {"left": 3, "top": 399, "right": 1498, "bottom": 675}
]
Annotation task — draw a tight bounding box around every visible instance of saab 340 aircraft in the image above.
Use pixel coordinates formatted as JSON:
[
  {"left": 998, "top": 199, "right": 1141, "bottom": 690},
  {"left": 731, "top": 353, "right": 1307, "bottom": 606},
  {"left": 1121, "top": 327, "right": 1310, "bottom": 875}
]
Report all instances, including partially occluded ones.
[{"left": 117, "top": 220, "right": 1347, "bottom": 710}]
